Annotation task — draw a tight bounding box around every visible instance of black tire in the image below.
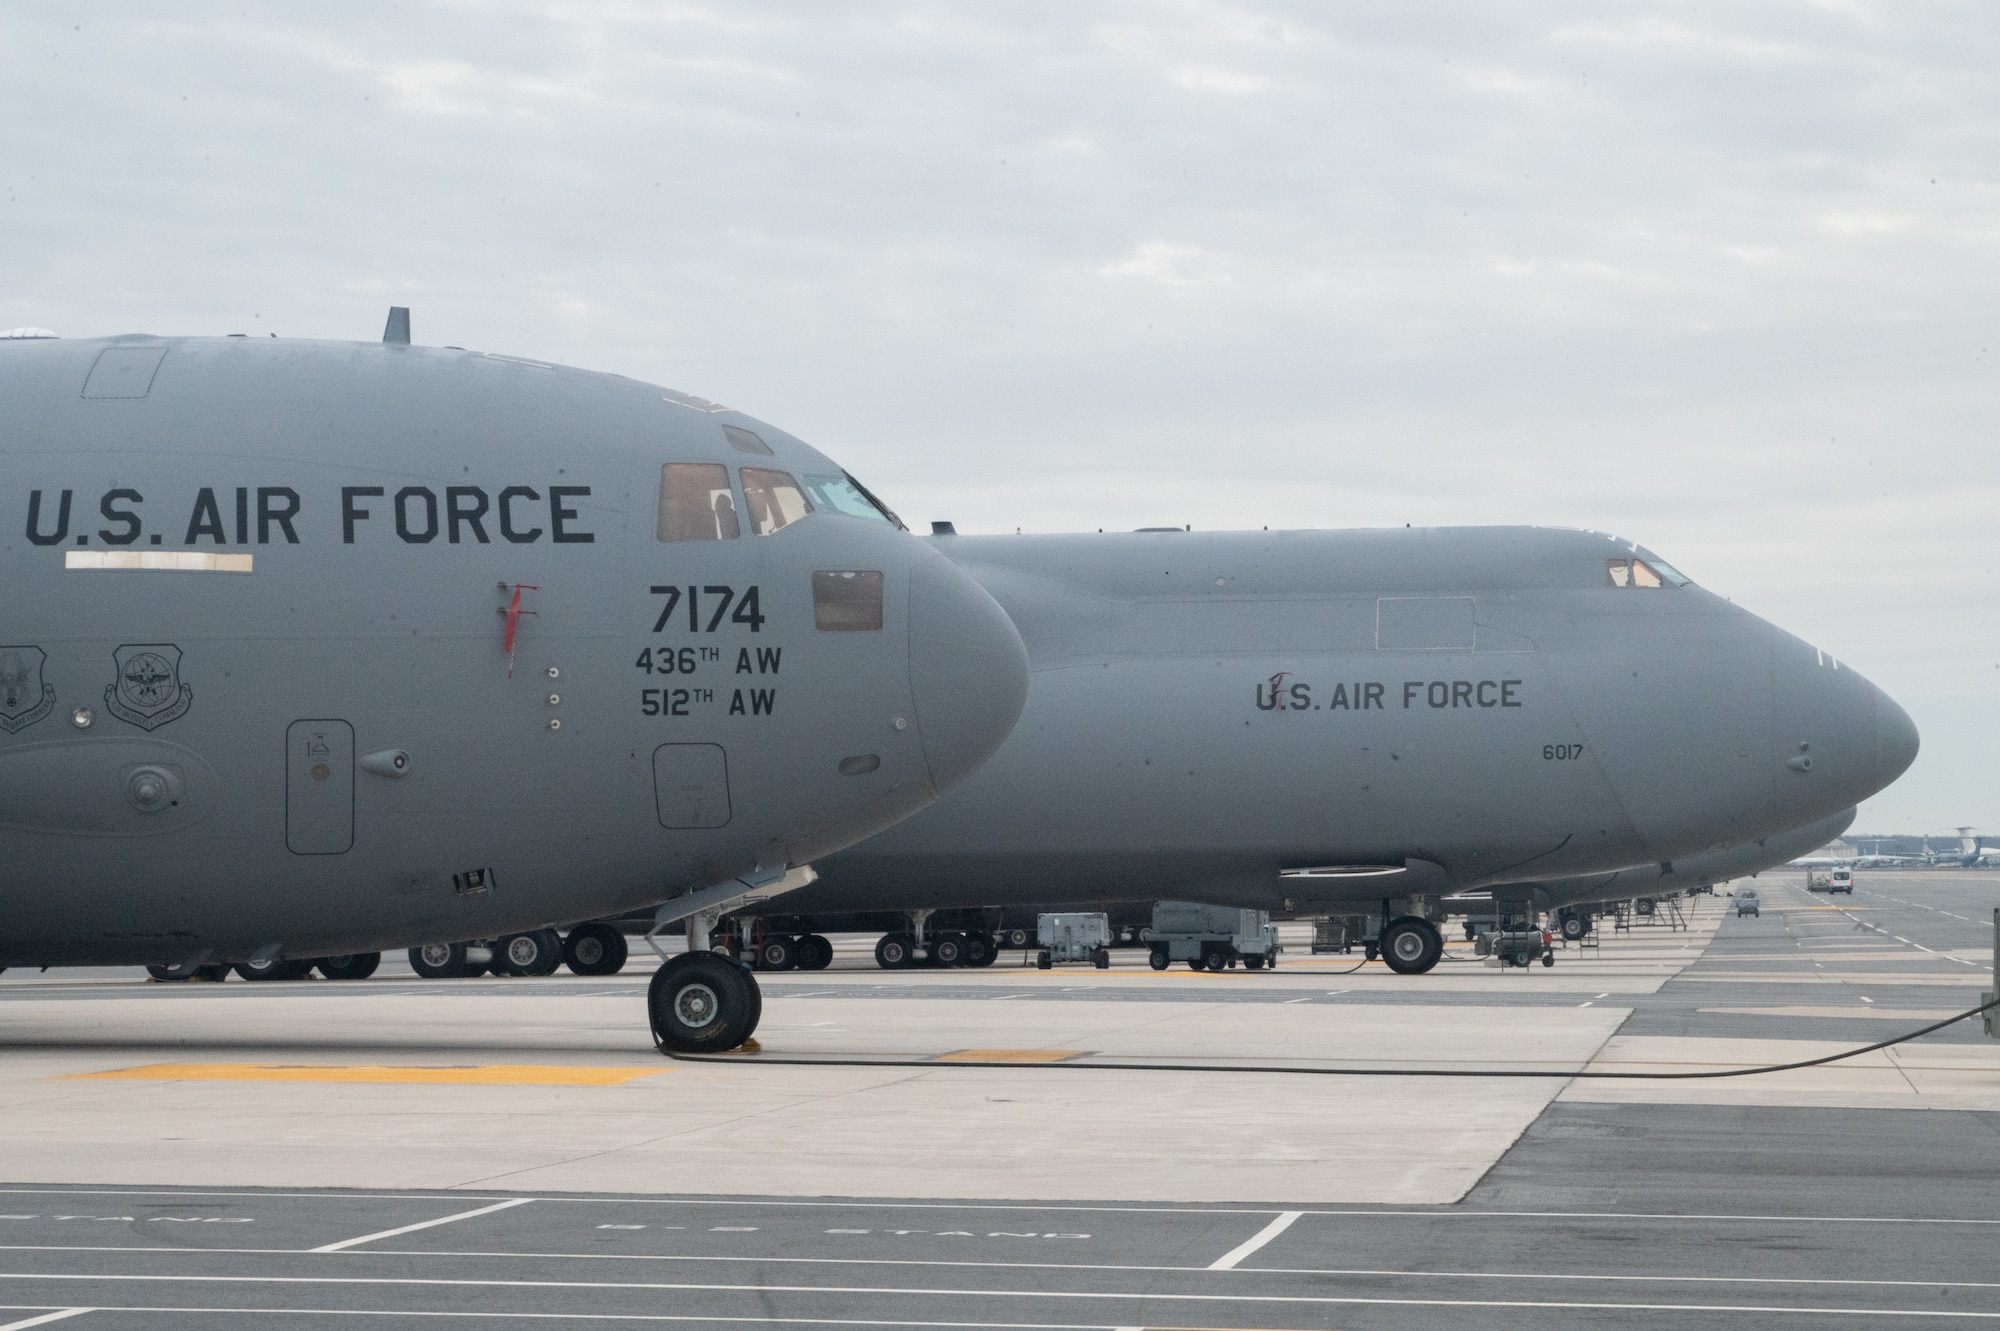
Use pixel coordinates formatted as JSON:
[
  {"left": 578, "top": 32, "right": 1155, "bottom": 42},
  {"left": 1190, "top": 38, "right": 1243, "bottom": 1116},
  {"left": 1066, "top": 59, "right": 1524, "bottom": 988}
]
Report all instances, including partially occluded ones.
[
  {"left": 875, "top": 933, "right": 913, "bottom": 969},
  {"left": 1007, "top": 928, "right": 1031, "bottom": 948},
  {"left": 1149, "top": 948, "right": 1169, "bottom": 971},
  {"left": 932, "top": 933, "right": 966, "bottom": 967},
  {"left": 1200, "top": 947, "right": 1231, "bottom": 972},
  {"left": 493, "top": 930, "right": 561, "bottom": 977},
  {"left": 409, "top": 942, "right": 470, "bottom": 979},
  {"left": 1541, "top": 951, "right": 1556, "bottom": 968},
  {"left": 963, "top": 934, "right": 992, "bottom": 967},
  {"left": 757, "top": 935, "right": 798, "bottom": 972},
  {"left": 146, "top": 961, "right": 205, "bottom": 982},
  {"left": 563, "top": 923, "right": 629, "bottom": 976},
  {"left": 797, "top": 934, "right": 834, "bottom": 971},
  {"left": 1380, "top": 917, "right": 1444, "bottom": 975},
  {"left": 1243, "top": 954, "right": 1265, "bottom": 970},
  {"left": 1559, "top": 914, "right": 1587, "bottom": 941},
  {"left": 1092, "top": 948, "right": 1109, "bottom": 970},
  {"left": 1036, "top": 950, "right": 1052, "bottom": 970},
  {"left": 235, "top": 958, "right": 313, "bottom": 982},
  {"left": 648, "top": 952, "right": 758, "bottom": 1054},
  {"left": 1364, "top": 941, "right": 1380, "bottom": 962},
  {"left": 315, "top": 953, "right": 381, "bottom": 981}
]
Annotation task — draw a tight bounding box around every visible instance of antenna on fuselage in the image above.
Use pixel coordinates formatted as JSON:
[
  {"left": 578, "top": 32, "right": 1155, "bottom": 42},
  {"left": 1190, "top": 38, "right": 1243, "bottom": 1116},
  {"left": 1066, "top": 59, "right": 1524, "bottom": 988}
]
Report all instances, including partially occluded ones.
[{"left": 383, "top": 307, "right": 411, "bottom": 345}]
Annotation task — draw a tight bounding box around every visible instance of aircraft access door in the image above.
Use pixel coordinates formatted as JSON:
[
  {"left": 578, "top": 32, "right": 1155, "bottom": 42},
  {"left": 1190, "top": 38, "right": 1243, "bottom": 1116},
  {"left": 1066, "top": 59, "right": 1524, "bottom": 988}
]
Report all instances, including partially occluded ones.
[
  {"left": 653, "top": 743, "right": 731, "bottom": 829},
  {"left": 286, "top": 719, "right": 354, "bottom": 854}
]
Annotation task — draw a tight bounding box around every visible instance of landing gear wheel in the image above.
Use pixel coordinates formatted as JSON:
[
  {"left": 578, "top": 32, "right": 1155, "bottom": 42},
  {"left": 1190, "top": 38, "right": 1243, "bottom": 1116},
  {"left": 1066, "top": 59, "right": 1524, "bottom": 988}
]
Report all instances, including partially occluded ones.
[
  {"left": 963, "top": 934, "right": 993, "bottom": 968},
  {"left": 648, "top": 952, "right": 760, "bottom": 1054},
  {"left": 563, "top": 923, "right": 629, "bottom": 976},
  {"left": 315, "top": 953, "right": 381, "bottom": 981},
  {"left": 757, "top": 935, "right": 797, "bottom": 972},
  {"left": 409, "top": 942, "right": 471, "bottom": 979},
  {"left": 1149, "top": 947, "right": 1169, "bottom": 971},
  {"left": 875, "top": 933, "right": 915, "bottom": 969},
  {"left": 234, "top": 958, "right": 313, "bottom": 982},
  {"left": 507, "top": 929, "right": 565, "bottom": 976},
  {"left": 796, "top": 934, "right": 834, "bottom": 971},
  {"left": 1007, "top": 928, "right": 1031, "bottom": 948},
  {"left": 932, "top": 933, "right": 966, "bottom": 967},
  {"left": 1559, "top": 914, "right": 1587, "bottom": 941},
  {"left": 146, "top": 961, "right": 206, "bottom": 982},
  {"left": 1379, "top": 917, "right": 1444, "bottom": 975}
]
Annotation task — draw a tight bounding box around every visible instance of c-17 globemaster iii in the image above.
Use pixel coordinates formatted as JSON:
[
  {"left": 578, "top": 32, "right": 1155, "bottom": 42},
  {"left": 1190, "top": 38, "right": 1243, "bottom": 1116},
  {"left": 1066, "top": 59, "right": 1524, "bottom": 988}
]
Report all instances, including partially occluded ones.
[
  {"left": 739, "top": 528, "right": 1917, "bottom": 975},
  {"left": 0, "top": 323, "right": 1029, "bottom": 1052}
]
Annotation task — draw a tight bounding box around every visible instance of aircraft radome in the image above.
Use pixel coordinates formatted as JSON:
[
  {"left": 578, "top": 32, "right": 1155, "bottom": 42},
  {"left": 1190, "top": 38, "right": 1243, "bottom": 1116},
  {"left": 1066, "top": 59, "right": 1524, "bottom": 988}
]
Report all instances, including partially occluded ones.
[
  {"left": 751, "top": 527, "right": 1919, "bottom": 976},
  {"left": 0, "top": 322, "right": 1029, "bottom": 1053}
]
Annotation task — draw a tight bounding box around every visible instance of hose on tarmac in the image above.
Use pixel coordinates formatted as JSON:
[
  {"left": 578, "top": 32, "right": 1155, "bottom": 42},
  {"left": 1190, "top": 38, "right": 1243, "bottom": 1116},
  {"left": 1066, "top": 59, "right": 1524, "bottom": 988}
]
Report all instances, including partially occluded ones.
[{"left": 666, "top": 995, "right": 2000, "bottom": 1080}]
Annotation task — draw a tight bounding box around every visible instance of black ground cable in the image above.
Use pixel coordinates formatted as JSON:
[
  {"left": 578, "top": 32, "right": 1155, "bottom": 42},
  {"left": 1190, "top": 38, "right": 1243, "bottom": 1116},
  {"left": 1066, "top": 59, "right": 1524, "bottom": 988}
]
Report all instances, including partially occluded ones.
[{"left": 667, "top": 995, "right": 1999, "bottom": 1079}]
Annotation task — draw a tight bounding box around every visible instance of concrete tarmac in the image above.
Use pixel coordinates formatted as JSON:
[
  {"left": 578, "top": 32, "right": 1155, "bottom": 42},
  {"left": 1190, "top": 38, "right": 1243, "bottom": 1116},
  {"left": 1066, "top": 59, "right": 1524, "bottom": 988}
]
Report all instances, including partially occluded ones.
[{"left": 0, "top": 869, "right": 1994, "bottom": 1328}]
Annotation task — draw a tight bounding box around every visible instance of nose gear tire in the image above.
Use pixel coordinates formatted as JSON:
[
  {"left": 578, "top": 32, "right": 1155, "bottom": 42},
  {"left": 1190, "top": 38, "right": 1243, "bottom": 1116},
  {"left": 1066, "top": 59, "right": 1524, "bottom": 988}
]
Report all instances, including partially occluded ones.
[{"left": 649, "top": 952, "right": 761, "bottom": 1054}]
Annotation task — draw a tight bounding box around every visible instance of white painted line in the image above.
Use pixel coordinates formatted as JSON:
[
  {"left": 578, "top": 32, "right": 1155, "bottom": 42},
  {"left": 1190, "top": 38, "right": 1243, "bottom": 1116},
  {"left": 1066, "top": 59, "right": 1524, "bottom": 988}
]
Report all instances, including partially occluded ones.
[
  {"left": 3, "top": 1275, "right": 2000, "bottom": 1321},
  {"left": 1283, "top": 996, "right": 1312, "bottom": 1004},
  {"left": 308, "top": 1198, "right": 531, "bottom": 1252},
  {"left": 1207, "top": 1209, "right": 1301, "bottom": 1270},
  {"left": 0, "top": 1312, "right": 93, "bottom": 1330}
]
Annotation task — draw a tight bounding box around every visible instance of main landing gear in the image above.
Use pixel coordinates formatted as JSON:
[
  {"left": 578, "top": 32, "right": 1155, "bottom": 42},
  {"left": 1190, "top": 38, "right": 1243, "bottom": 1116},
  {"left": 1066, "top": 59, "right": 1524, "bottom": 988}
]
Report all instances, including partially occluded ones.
[
  {"left": 648, "top": 951, "right": 763, "bottom": 1054},
  {"left": 1378, "top": 916, "right": 1444, "bottom": 975}
]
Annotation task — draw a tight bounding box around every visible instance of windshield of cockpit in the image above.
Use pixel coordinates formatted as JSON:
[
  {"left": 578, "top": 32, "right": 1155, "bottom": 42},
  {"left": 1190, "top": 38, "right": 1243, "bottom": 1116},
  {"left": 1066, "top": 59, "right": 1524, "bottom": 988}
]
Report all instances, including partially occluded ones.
[
  {"left": 1606, "top": 555, "right": 1692, "bottom": 588},
  {"left": 803, "top": 473, "right": 904, "bottom": 529}
]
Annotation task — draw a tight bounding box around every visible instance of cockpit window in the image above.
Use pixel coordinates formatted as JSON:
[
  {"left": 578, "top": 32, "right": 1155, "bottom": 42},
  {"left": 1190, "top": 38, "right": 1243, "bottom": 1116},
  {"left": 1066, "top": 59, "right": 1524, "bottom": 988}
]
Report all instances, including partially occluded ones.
[
  {"left": 803, "top": 473, "right": 899, "bottom": 526},
  {"left": 658, "top": 463, "right": 740, "bottom": 542},
  {"left": 740, "top": 468, "right": 813, "bottom": 536},
  {"left": 1607, "top": 557, "right": 1689, "bottom": 589},
  {"left": 722, "top": 425, "right": 774, "bottom": 455},
  {"left": 813, "top": 570, "right": 884, "bottom": 631}
]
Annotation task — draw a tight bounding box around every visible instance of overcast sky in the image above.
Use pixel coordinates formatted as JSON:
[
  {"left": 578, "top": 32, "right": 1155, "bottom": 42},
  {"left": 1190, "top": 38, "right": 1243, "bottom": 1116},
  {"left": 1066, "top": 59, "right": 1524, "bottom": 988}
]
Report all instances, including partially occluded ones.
[{"left": 4, "top": 2, "right": 1994, "bottom": 835}]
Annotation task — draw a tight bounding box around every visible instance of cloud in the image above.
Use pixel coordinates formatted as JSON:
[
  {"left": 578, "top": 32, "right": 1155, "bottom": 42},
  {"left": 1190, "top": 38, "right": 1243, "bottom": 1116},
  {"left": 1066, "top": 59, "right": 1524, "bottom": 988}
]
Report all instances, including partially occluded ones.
[{"left": 1, "top": 0, "right": 1996, "bottom": 825}]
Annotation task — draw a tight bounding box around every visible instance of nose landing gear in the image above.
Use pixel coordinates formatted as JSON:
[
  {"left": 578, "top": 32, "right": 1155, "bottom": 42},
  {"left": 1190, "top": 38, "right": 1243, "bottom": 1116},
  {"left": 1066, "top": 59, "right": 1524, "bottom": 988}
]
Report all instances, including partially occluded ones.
[{"left": 648, "top": 952, "right": 763, "bottom": 1055}]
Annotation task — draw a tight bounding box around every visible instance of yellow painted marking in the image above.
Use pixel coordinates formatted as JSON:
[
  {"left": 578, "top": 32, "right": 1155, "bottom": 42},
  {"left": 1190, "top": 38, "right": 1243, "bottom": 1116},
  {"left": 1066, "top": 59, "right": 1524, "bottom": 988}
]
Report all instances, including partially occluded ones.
[
  {"left": 933, "top": 1049, "right": 1085, "bottom": 1064},
  {"left": 63, "top": 1063, "right": 667, "bottom": 1086}
]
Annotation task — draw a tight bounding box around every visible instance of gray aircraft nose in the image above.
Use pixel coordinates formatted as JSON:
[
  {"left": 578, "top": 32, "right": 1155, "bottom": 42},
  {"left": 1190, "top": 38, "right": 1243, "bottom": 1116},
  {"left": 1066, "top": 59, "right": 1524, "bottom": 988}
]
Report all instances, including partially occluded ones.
[
  {"left": 1774, "top": 641, "right": 1919, "bottom": 824},
  {"left": 1876, "top": 689, "right": 1921, "bottom": 791},
  {"left": 906, "top": 553, "right": 1030, "bottom": 795}
]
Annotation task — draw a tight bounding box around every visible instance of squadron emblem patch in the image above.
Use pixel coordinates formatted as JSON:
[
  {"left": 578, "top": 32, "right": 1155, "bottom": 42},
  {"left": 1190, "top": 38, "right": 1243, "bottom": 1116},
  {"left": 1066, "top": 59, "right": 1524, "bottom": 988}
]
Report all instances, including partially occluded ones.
[
  {"left": 0, "top": 646, "right": 56, "bottom": 733},
  {"left": 105, "top": 643, "right": 194, "bottom": 731}
]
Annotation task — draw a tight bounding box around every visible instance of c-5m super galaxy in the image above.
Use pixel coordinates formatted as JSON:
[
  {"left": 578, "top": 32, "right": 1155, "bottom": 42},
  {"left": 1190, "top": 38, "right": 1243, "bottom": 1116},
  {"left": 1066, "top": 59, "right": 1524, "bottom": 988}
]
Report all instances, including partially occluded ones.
[
  {"left": 746, "top": 528, "right": 1918, "bottom": 975},
  {"left": 0, "top": 321, "right": 1029, "bottom": 1053}
]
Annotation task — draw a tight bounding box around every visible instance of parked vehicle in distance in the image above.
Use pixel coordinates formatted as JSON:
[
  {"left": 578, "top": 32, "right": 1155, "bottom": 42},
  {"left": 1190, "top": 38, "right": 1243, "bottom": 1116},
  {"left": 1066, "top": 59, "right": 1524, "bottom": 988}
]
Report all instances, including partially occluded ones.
[
  {"left": 1736, "top": 889, "right": 1761, "bottom": 917},
  {"left": 1828, "top": 867, "right": 1854, "bottom": 894}
]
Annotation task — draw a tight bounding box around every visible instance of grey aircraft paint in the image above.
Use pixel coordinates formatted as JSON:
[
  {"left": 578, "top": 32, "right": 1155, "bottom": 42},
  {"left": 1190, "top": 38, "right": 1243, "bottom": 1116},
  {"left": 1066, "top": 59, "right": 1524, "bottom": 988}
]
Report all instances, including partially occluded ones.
[
  {"left": 793, "top": 529, "right": 1917, "bottom": 919},
  {"left": 0, "top": 334, "right": 1028, "bottom": 969},
  {"left": 1520, "top": 805, "right": 1859, "bottom": 919}
]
